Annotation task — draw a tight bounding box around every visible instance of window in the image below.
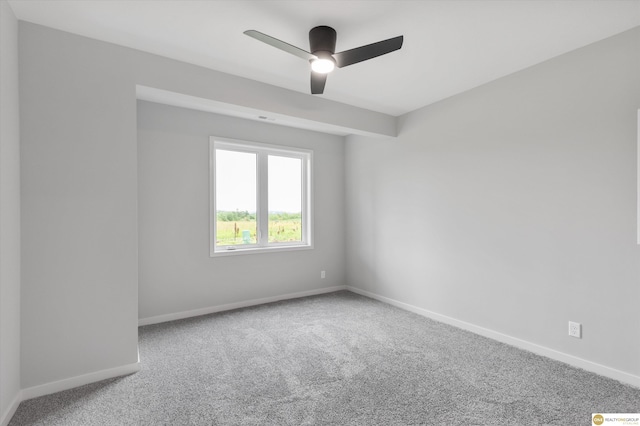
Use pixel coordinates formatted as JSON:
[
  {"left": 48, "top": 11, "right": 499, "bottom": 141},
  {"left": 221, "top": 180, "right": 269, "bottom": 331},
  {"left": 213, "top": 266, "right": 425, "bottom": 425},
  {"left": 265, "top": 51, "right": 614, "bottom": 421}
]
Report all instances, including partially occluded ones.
[{"left": 210, "top": 137, "right": 312, "bottom": 255}]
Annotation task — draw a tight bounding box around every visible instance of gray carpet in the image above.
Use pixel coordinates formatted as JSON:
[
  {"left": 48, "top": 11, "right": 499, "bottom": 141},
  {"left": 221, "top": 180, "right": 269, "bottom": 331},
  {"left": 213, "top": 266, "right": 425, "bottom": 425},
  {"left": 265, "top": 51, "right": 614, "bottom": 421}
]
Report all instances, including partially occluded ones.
[{"left": 9, "top": 291, "right": 640, "bottom": 425}]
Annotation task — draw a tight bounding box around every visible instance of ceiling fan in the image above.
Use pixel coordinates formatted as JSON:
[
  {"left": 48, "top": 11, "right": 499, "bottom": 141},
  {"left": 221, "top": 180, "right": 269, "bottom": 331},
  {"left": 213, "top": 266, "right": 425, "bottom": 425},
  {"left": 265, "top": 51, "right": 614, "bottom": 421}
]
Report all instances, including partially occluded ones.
[{"left": 244, "top": 26, "right": 404, "bottom": 95}]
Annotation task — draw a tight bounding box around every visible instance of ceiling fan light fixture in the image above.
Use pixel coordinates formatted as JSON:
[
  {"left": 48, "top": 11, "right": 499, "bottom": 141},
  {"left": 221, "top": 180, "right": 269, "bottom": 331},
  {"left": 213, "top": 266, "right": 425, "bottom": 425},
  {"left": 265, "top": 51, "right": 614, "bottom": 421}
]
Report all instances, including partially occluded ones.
[
  {"left": 244, "top": 27, "right": 403, "bottom": 94},
  {"left": 311, "top": 57, "right": 335, "bottom": 74}
]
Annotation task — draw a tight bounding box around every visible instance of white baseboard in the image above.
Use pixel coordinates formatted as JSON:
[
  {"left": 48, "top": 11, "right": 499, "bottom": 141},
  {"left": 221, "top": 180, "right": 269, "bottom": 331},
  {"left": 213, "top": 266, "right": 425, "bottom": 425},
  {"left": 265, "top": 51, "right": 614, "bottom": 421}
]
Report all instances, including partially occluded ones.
[
  {"left": 138, "top": 285, "right": 348, "bottom": 326},
  {"left": 0, "top": 391, "right": 22, "bottom": 426},
  {"left": 21, "top": 356, "right": 141, "bottom": 402},
  {"left": 346, "top": 286, "right": 640, "bottom": 389},
  {"left": 3, "top": 356, "right": 140, "bottom": 425}
]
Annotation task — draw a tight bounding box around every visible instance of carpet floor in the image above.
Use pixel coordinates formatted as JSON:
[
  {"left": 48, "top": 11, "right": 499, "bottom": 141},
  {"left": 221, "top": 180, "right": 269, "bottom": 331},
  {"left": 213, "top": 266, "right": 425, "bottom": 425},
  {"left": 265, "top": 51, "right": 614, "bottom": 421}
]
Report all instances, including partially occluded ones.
[{"left": 9, "top": 291, "right": 640, "bottom": 425}]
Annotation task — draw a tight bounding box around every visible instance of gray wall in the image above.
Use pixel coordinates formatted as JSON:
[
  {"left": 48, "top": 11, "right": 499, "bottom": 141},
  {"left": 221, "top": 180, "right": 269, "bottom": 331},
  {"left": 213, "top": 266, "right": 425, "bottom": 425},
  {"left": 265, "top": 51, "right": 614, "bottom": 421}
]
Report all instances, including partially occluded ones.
[
  {"left": 19, "top": 23, "right": 140, "bottom": 389},
  {"left": 346, "top": 26, "right": 640, "bottom": 376},
  {"left": 0, "top": 0, "right": 21, "bottom": 420},
  {"left": 137, "top": 101, "right": 345, "bottom": 320}
]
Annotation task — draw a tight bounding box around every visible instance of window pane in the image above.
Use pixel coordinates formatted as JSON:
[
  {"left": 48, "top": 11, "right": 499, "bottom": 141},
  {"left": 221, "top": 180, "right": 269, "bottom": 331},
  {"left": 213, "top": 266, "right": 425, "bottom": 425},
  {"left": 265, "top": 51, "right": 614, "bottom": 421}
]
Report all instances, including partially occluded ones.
[
  {"left": 215, "top": 149, "right": 257, "bottom": 246},
  {"left": 268, "top": 155, "right": 302, "bottom": 243}
]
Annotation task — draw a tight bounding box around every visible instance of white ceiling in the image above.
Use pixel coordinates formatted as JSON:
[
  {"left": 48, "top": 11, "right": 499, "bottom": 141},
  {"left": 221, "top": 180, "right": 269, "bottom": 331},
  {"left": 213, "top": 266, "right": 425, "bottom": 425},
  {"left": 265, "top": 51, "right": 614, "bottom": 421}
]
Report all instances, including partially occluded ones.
[{"left": 8, "top": 0, "right": 640, "bottom": 116}]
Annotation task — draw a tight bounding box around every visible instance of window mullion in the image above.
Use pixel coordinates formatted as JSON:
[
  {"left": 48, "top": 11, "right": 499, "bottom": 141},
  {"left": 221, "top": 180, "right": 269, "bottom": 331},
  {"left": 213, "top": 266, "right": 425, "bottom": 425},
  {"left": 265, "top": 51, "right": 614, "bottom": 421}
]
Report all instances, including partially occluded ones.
[{"left": 257, "top": 152, "right": 269, "bottom": 246}]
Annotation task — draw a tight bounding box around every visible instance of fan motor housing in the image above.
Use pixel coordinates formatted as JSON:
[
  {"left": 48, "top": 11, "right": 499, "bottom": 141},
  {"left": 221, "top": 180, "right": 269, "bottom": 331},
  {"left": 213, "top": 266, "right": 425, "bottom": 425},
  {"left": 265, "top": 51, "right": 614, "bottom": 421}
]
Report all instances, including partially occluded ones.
[{"left": 309, "top": 26, "right": 337, "bottom": 54}]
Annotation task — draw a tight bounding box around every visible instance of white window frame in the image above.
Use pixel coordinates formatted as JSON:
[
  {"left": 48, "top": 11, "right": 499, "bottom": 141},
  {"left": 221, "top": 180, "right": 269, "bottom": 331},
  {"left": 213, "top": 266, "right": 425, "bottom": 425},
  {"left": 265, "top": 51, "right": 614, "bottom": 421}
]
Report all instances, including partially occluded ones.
[{"left": 210, "top": 136, "right": 313, "bottom": 256}]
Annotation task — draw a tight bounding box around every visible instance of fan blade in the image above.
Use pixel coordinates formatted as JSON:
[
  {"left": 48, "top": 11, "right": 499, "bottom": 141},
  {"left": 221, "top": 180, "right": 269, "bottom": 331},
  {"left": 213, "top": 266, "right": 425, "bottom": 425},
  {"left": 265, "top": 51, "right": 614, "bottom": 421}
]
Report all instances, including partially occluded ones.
[
  {"left": 333, "top": 35, "right": 403, "bottom": 68},
  {"left": 311, "top": 72, "right": 327, "bottom": 94},
  {"left": 244, "top": 30, "right": 316, "bottom": 61}
]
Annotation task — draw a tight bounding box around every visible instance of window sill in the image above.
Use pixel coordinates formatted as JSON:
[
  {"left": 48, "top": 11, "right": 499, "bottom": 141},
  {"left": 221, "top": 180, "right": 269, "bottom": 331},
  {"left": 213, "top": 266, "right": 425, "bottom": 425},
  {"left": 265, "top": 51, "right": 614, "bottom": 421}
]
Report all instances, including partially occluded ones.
[{"left": 210, "top": 244, "right": 313, "bottom": 257}]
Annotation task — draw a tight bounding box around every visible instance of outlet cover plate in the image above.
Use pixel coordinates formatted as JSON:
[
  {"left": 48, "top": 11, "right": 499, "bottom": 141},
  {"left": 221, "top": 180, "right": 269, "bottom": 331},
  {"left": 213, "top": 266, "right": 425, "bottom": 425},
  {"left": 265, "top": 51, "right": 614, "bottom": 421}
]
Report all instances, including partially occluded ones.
[{"left": 568, "top": 321, "right": 582, "bottom": 338}]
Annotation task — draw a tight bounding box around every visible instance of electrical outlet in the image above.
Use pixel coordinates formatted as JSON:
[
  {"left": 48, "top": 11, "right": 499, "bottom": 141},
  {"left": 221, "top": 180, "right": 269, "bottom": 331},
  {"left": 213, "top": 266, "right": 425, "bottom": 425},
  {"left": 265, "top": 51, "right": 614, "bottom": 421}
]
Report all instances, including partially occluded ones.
[
  {"left": 321, "top": 270, "right": 326, "bottom": 279},
  {"left": 568, "top": 321, "right": 581, "bottom": 338}
]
